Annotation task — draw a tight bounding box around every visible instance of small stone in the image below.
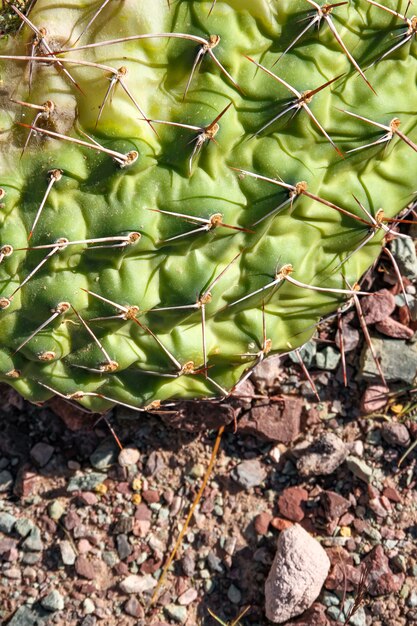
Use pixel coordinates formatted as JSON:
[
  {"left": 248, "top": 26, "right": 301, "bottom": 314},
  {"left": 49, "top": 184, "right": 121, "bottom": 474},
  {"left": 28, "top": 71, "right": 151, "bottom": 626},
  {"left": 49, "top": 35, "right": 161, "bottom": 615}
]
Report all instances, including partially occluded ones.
[
  {"left": 7, "top": 605, "right": 50, "bottom": 625},
  {"left": 278, "top": 487, "right": 308, "bottom": 522},
  {"left": 238, "top": 397, "right": 303, "bottom": 443},
  {"left": 30, "top": 442, "right": 54, "bottom": 467},
  {"left": 254, "top": 511, "right": 273, "bottom": 535},
  {"left": 346, "top": 457, "right": 373, "bottom": 484},
  {"left": 77, "top": 539, "right": 92, "bottom": 554},
  {"left": 142, "top": 489, "right": 159, "bottom": 504},
  {"left": 64, "top": 509, "right": 81, "bottom": 530},
  {"left": 181, "top": 551, "right": 196, "bottom": 577},
  {"left": 315, "top": 346, "right": 340, "bottom": 370},
  {"left": 41, "top": 590, "right": 65, "bottom": 612},
  {"left": 265, "top": 524, "right": 330, "bottom": 623},
  {"left": 48, "top": 500, "right": 65, "bottom": 521},
  {"left": 227, "top": 584, "right": 242, "bottom": 604},
  {"left": 251, "top": 354, "right": 282, "bottom": 391},
  {"left": 391, "top": 237, "right": 417, "bottom": 280},
  {"left": 364, "top": 545, "right": 405, "bottom": 596},
  {"left": 0, "top": 469, "right": 13, "bottom": 492},
  {"left": 296, "top": 433, "right": 347, "bottom": 477},
  {"left": 14, "top": 517, "right": 34, "bottom": 538},
  {"left": 124, "top": 596, "right": 145, "bottom": 618},
  {"left": 67, "top": 472, "right": 107, "bottom": 492},
  {"left": 381, "top": 422, "right": 410, "bottom": 447},
  {"left": 116, "top": 534, "right": 132, "bottom": 560},
  {"left": 360, "top": 384, "right": 389, "bottom": 414},
  {"left": 231, "top": 459, "right": 267, "bottom": 489},
  {"left": 320, "top": 491, "right": 351, "bottom": 521},
  {"left": 118, "top": 447, "right": 140, "bottom": 467},
  {"left": 164, "top": 604, "right": 188, "bottom": 624},
  {"left": 60, "top": 540, "right": 76, "bottom": 565},
  {"left": 22, "top": 526, "right": 43, "bottom": 552},
  {"left": 178, "top": 588, "right": 198, "bottom": 606},
  {"left": 78, "top": 491, "right": 98, "bottom": 505},
  {"left": 120, "top": 574, "right": 157, "bottom": 594},
  {"left": 83, "top": 599, "right": 95, "bottom": 615},
  {"left": 360, "top": 337, "right": 417, "bottom": 384},
  {"left": 90, "top": 439, "right": 118, "bottom": 470},
  {"left": 75, "top": 556, "right": 97, "bottom": 580},
  {"left": 376, "top": 317, "right": 414, "bottom": 339},
  {"left": 407, "top": 590, "right": 417, "bottom": 608},
  {"left": 360, "top": 289, "right": 396, "bottom": 324},
  {"left": 0, "top": 512, "right": 16, "bottom": 534}
]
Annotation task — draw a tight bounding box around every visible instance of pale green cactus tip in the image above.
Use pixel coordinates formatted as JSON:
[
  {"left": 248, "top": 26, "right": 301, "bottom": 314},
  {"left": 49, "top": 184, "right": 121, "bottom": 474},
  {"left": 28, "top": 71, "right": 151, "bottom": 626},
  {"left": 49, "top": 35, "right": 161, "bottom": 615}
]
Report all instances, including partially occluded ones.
[{"left": 0, "top": 0, "right": 416, "bottom": 412}]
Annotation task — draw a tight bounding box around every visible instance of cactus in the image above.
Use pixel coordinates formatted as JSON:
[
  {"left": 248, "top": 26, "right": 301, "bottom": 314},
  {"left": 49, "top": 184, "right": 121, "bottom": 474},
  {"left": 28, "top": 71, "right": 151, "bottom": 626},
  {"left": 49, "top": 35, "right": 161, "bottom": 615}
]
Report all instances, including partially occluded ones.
[{"left": 0, "top": 0, "right": 416, "bottom": 413}]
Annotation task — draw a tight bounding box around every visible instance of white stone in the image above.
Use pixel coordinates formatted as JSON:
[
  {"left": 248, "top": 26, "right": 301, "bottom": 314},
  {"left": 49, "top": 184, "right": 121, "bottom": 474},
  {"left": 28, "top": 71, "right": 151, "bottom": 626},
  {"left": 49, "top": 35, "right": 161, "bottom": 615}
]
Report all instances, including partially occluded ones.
[
  {"left": 265, "top": 524, "right": 330, "bottom": 623},
  {"left": 119, "top": 574, "right": 157, "bottom": 594}
]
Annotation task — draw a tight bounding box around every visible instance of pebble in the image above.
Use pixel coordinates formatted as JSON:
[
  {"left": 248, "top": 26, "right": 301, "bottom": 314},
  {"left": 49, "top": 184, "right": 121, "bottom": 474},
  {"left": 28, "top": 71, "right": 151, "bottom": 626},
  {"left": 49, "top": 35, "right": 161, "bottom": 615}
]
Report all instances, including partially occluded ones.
[
  {"left": 265, "top": 524, "right": 330, "bottom": 623},
  {"left": 360, "top": 289, "right": 396, "bottom": 324},
  {"left": 29, "top": 442, "right": 54, "bottom": 467},
  {"left": 60, "top": 540, "right": 76, "bottom": 565},
  {"left": 315, "top": 346, "right": 340, "bottom": 370},
  {"left": 67, "top": 472, "right": 108, "bottom": 492},
  {"left": 48, "top": 500, "right": 65, "bottom": 521},
  {"left": 90, "top": 440, "right": 118, "bottom": 470},
  {"left": 119, "top": 574, "right": 157, "bottom": 594},
  {"left": 231, "top": 459, "right": 267, "bottom": 489},
  {"left": 381, "top": 422, "right": 410, "bottom": 447},
  {"left": 254, "top": 511, "right": 273, "bottom": 535},
  {"left": 40, "top": 590, "right": 65, "bottom": 611},
  {"left": 407, "top": 590, "right": 417, "bottom": 608},
  {"left": 83, "top": 599, "right": 95, "bottom": 615},
  {"left": 227, "top": 584, "right": 242, "bottom": 604},
  {"left": 360, "top": 337, "right": 417, "bottom": 384},
  {"left": 75, "top": 556, "right": 98, "bottom": 580},
  {"left": 251, "top": 354, "right": 282, "bottom": 391},
  {"left": 7, "top": 604, "right": 50, "bottom": 625},
  {"left": 22, "top": 526, "right": 43, "bottom": 552},
  {"left": 364, "top": 545, "right": 405, "bottom": 595},
  {"left": 327, "top": 599, "right": 366, "bottom": 626},
  {"left": 296, "top": 433, "right": 348, "bottom": 477},
  {"left": 116, "top": 534, "right": 132, "bottom": 560},
  {"left": 181, "top": 552, "right": 196, "bottom": 577},
  {"left": 346, "top": 456, "right": 373, "bottom": 484},
  {"left": 118, "top": 447, "right": 140, "bottom": 467},
  {"left": 15, "top": 518, "right": 34, "bottom": 538},
  {"left": 238, "top": 397, "right": 302, "bottom": 444},
  {"left": 164, "top": 604, "right": 188, "bottom": 624},
  {"left": 178, "top": 588, "right": 198, "bottom": 605},
  {"left": 277, "top": 486, "right": 308, "bottom": 522},
  {"left": 0, "top": 470, "right": 13, "bottom": 492},
  {"left": 391, "top": 237, "right": 417, "bottom": 280},
  {"left": 124, "top": 596, "right": 145, "bottom": 618},
  {"left": 0, "top": 512, "right": 16, "bottom": 534},
  {"left": 320, "top": 491, "right": 351, "bottom": 521},
  {"left": 360, "top": 384, "right": 390, "bottom": 414}
]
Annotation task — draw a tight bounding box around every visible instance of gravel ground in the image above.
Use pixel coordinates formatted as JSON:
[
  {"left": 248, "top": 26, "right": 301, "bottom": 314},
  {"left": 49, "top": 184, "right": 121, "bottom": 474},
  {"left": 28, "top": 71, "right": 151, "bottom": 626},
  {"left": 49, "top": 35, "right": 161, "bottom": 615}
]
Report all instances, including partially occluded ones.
[{"left": 1, "top": 239, "right": 417, "bottom": 626}]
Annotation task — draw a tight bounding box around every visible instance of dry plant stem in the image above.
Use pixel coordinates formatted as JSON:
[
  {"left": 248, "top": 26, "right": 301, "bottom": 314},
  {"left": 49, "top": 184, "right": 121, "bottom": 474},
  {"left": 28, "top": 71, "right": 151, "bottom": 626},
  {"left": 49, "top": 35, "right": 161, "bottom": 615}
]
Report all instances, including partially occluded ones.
[{"left": 150, "top": 424, "right": 225, "bottom": 607}]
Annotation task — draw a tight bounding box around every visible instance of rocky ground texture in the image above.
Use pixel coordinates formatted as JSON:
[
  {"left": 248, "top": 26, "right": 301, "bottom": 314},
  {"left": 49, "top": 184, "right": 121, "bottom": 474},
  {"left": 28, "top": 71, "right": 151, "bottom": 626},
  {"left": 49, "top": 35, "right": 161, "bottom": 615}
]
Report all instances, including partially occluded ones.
[{"left": 1, "top": 239, "right": 417, "bottom": 625}]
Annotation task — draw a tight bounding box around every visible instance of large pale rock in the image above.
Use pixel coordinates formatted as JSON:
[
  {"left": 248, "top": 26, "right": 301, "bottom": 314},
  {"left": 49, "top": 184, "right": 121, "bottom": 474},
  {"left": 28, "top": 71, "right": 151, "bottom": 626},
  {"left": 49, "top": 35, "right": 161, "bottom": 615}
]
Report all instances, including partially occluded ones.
[{"left": 265, "top": 524, "right": 330, "bottom": 623}]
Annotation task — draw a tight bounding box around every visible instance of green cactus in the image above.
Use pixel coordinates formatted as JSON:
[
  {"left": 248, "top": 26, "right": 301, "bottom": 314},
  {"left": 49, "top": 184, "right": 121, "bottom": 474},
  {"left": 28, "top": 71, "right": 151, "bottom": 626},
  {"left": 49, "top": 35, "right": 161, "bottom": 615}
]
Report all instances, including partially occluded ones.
[{"left": 0, "top": 0, "right": 416, "bottom": 413}]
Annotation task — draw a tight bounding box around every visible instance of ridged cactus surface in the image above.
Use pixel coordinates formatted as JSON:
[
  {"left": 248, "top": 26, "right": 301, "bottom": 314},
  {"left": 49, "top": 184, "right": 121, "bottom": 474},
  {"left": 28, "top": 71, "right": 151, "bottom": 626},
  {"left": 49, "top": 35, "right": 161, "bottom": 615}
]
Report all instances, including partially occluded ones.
[{"left": 0, "top": 0, "right": 416, "bottom": 412}]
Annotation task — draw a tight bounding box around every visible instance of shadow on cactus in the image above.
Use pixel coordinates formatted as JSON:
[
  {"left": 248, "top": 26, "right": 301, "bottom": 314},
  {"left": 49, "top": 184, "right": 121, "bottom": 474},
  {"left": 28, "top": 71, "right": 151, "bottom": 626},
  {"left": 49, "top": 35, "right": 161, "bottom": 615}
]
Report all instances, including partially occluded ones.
[{"left": 0, "top": 0, "right": 416, "bottom": 413}]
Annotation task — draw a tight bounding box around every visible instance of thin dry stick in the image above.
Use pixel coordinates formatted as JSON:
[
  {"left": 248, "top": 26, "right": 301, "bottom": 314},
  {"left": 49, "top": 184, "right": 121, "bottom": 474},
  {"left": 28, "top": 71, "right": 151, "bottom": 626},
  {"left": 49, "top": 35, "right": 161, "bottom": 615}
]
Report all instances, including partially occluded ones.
[{"left": 150, "top": 424, "right": 225, "bottom": 606}]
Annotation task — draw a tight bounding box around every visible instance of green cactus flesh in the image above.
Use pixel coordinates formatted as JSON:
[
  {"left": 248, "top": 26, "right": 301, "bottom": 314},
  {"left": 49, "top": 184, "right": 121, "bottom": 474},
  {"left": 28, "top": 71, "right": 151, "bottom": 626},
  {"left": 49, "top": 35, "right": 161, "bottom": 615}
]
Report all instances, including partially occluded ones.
[{"left": 0, "top": 0, "right": 416, "bottom": 412}]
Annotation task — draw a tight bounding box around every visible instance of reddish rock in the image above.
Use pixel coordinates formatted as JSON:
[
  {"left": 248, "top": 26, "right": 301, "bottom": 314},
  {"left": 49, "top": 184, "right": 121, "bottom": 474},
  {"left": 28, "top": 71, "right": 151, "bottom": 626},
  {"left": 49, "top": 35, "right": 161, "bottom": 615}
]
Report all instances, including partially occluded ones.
[
  {"left": 290, "top": 604, "right": 330, "bottom": 626},
  {"left": 140, "top": 558, "right": 162, "bottom": 575},
  {"left": 238, "top": 397, "right": 302, "bottom": 443},
  {"left": 134, "top": 503, "right": 152, "bottom": 521},
  {"left": 382, "top": 486, "right": 402, "bottom": 503},
  {"left": 325, "top": 547, "right": 360, "bottom": 593},
  {"left": 254, "top": 512, "right": 273, "bottom": 535},
  {"left": 48, "top": 396, "right": 97, "bottom": 431},
  {"left": 360, "top": 384, "right": 389, "bottom": 414},
  {"left": 360, "top": 289, "right": 396, "bottom": 324},
  {"left": 142, "top": 490, "right": 160, "bottom": 504},
  {"left": 376, "top": 317, "right": 414, "bottom": 339},
  {"left": 320, "top": 491, "right": 351, "bottom": 521},
  {"left": 296, "top": 433, "right": 348, "bottom": 477},
  {"left": 78, "top": 492, "right": 98, "bottom": 506},
  {"left": 75, "top": 556, "right": 103, "bottom": 581},
  {"left": 270, "top": 517, "right": 293, "bottom": 531},
  {"left": 13, "top": 465, "right": 43, "bottom": 498},
  {"left": 277, "top": 486, "right": 309, "bottom": 522},
  {"left": 364, "top": 545, "right": 405, "bottom": 596},
  {"left": 124, "top": 596, "right": 145, "bottom": 618},
  {"left": 381, "top": 422, "right": 411, "bottom": 447},
  {"left": 64, "top": 510, "right": 81, "bottom": 531}
]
